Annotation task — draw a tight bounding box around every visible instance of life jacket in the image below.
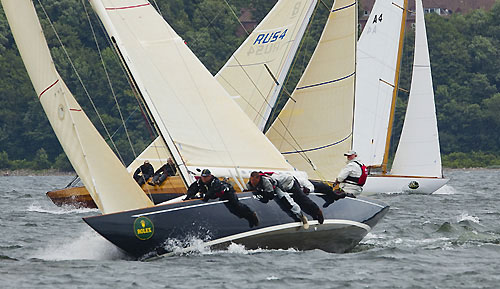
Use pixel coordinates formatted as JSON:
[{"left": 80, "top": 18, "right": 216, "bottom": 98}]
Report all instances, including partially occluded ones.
[{"left": 344, "top": 161, "right": 368, "bottom": 186}]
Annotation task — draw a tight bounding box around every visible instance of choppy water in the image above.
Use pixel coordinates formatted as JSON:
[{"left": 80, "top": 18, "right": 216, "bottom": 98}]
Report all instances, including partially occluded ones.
[{"left": 0, "top": 169, "right": 499, "bottom": 288}]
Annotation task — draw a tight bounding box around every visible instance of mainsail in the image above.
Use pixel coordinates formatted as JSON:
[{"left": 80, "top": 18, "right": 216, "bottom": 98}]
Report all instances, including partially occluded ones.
[
  {"left": 353, "top": 0, "right": 405, "bottom": 167},
  {"left": 1, "top": 0, "right": 153, "bottom": 214},
  {"left": 266, "top": 0, "right": 357, "bottom": 180},
  {"left": 216, "top": 0, "right": 317, "bottom": 131},
  {"left": 391, "top": 0, "right": 442, "bottom": 177},
  {"left": 89, "top": 0, "right": 294, "bottom": 183}
]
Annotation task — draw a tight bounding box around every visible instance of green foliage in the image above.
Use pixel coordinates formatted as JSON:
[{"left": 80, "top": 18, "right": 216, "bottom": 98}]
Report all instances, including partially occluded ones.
[
  {"left": 32, "top": 148, "right": 51, "bottom": 170},
  {"left": 0, "top": 151, "right": 9, "bottom": 169},
  {"left": 53, "top": 153, "right": 73, "bottom": 172},
  {"left": 389, "top": 4, "right": 500, "bottom": 163},
  {"left": 0, "top": 0, "right": 499, "bottom": 171},
  {"left": 442, "top": 151, "right": 500, "bottom": 168}
]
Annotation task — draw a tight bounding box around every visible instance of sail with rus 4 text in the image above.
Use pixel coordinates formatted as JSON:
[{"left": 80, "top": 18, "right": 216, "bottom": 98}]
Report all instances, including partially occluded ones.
[
  {"left": 266, "top": 0, "right": 357, "bottom": 181},
  {"left": 0, "top": 0, "right": 153, "bottom": 214},
  {"left": 88, "top": 0, "right": 300, "bottom": 184},
  {"left": 135, "top": 0, "right": 317, "bottom": 171},
  {"left": 353, "top": 0, "right": 448, "bottom": 194}
]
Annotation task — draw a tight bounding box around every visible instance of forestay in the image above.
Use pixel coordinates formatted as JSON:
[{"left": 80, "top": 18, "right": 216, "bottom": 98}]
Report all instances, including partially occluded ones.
[
  {"left": 353, "top": 0, "right": 404, "bottom": 167},
  {"left": 216, "top": 0, "right": 317, "bottom": 131},
  {"left": 266, "top": 0, "right": 357, "bottom": 180},
  {"left": 391, "top": 0, "right": 442, "bottom": 177},
  {"left": 1, "top": 0, "right": 154, "bottom": 214},
  {"left": 89, "top": 0, "right": 293, "bottom": 180}
]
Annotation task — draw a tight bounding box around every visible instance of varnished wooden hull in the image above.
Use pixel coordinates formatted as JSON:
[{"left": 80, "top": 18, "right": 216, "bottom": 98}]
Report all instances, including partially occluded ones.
[{"left": 46, "top": 176, "right": 187, "bottom": 208}]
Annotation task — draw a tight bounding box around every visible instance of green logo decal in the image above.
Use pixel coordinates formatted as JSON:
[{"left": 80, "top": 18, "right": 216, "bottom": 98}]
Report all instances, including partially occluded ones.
[
  {"left": 133, "top": 216, "right": 154, "bottom": 240},
  {"left": 408, "top": 181, "right": 420, "bottom": 190}
]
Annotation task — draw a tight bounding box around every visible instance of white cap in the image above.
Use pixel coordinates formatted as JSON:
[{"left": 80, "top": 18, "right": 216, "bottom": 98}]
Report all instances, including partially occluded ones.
[{"left": 344, "top": 150, "right": 357, "bottom": 156}]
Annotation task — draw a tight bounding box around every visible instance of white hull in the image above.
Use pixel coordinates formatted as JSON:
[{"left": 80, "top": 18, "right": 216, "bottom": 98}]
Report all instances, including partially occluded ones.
[{"left": 362, "top": 175, "right": 449, "bottom": 195}]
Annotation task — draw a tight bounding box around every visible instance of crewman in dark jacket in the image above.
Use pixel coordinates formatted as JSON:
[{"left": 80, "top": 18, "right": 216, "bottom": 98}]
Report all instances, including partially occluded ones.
[
  {"left": 248, "top": 171, "right": 324, "bottom": 224},
  {"left": 133, "top": 160, "right": 154, "bottom": 186},
  {"left": 184, "top": 169, "right": 259, "bottom": 228},
  {"left": 248, "top": 171, "right": 310, "bottom": 229},
  {"left": 148, "top": 158, "right": 177, "bottom": 186}
]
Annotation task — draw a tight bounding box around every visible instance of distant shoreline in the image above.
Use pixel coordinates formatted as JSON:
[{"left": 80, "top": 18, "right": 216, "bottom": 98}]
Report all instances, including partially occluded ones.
[{"left": 0, "top": 169, "right": 75, "bottom": 177}]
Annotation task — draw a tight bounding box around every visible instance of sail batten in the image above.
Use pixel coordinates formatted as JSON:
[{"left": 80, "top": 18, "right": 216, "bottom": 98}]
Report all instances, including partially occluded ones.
[{"left": 1, "top": 0, "right": 154, "bottom": 214}]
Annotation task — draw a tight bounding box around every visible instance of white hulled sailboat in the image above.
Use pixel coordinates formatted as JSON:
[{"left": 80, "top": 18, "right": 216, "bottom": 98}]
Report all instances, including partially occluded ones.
[{"left": 354, "top": 0, "right": 449, "bottom": 194}]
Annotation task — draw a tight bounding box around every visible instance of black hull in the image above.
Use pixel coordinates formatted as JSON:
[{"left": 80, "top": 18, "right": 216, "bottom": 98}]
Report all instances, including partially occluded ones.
[{"left": 83, "top": 193, "right": 389, "bottom": 259}]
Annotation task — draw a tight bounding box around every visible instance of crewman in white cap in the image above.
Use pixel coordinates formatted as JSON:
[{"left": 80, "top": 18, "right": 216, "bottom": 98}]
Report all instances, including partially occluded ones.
[{"left": 333, "top": 150, "right": 367, "bottom": 197}]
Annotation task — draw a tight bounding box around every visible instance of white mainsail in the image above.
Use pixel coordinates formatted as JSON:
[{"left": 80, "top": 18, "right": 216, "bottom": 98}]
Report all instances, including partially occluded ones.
[
  {"left": 89, "top": 0, "right": 294, "bottom": 181},
  {"left": 1, "top": 0, "right": 153, "bottom": 214},
  {"left": 266, "top": 0, "right": 357, "bottom": 180},
  {"left": 353, "top": 0, "right": 405, "bottom": 167},
  {"left": 391, "top": 0, "right": 442, "bottom": 177},
  {"left": 216, "top": 0, "right": 317, "bottom": 131}
]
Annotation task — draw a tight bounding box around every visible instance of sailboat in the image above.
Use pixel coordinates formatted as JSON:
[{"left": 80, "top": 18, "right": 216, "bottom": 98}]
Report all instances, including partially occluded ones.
[
  {"left": 353, "top": 0, "right": 449, "bottom": 194},
  {"left": 3, "top": 0, "right": 388, "bottom": 259},
  {"left": 46, "top": 0, "right": 318, "bottom": 208}
]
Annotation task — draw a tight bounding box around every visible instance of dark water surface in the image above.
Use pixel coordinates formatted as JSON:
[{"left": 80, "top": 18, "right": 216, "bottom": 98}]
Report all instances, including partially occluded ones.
[{"left": 0, "top": 169, "right": 499, "bottom": 288}]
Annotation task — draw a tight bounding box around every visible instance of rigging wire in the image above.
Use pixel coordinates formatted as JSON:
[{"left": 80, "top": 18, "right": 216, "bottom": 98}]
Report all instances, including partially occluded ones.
[
  {"left": 81, "top": 0, "right": 138, "bottom": 159},
  {"left": 90, "top": 6, "right": 171, "bottom": 178},
  {"left": 36, "top": 0, "right": 125, "bottom": 164}
]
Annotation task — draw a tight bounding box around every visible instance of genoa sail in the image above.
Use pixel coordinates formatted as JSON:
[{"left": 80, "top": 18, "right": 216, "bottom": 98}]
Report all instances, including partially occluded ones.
[
  {"left": 89, "top": 0, "right": 294, "bottom": 182},
  {"left": 353, "top": 0, "right": 405, "bottom": 167},
  {"left": 1, "top": 0, "right": 153, "bottom": 214},
  {"left": 390, "top": 0, "right": 442, "bottom": 177},
  {"left": 216, "top": 0, "right": 317, "bottom": 131},
  {"left": 266, "top": 0, "right": 357, "bottom": 180}
]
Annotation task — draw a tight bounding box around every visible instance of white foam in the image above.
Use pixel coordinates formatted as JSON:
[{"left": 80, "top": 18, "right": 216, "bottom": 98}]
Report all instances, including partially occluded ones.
[
  {"left": 457, "top": 212, "right": 480, "bottom": 224},
  {"left": 31, "top": 230, "right": 127, "bottom": 261},
  {"left": 27, "top": 203, "right": 98, "bottom": 215},
  {"left": 266, "top": 276, "right": 280, "bottom": 280},
  {"left": 433, "top": 185, "right": 457, "bottom": 195}
]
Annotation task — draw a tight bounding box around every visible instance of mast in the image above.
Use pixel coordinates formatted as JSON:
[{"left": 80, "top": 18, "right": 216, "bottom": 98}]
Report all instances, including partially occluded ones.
[{"left": 381, "top": 0, "right": 408, "bottom": 174}]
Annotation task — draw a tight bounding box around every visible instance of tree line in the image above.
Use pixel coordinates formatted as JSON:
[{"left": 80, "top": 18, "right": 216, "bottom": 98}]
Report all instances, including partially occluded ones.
[{"left": 0, "top": 0, "right": 498, "bottom": 171}]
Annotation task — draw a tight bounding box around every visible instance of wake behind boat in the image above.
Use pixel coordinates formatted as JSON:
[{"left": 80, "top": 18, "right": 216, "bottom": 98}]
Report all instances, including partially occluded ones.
[{"left": 84, "top": 192, "right": 389, "bottom": 259}]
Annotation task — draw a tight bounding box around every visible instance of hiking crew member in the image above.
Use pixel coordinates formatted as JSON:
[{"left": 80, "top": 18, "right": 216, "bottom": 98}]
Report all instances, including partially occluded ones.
[
  {"left": 249, "top": 172, "right": 324, "bottom": 224},
  {"left": 148, "top": 158, "right": 177, "bottom": 186},
  {"left": 133, "top": 160, "right": 154, "bottom": 186},
  {"left": 184, "top": 169, "right": 259, "bottom": 228},
  {"left": 334, "top": 150, "right": 367, "bottom": 197},
  {"left": 248, "top": 172, "right": 310, "bottom": 229}
]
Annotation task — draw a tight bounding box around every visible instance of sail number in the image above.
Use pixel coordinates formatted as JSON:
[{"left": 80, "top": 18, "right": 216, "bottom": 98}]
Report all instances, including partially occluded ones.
[
  {"left": 253, "top": 29, "right": 288, "bottom": 45},
  {"left": 372, "top": 14, "right": 383, "bottom": 24}
]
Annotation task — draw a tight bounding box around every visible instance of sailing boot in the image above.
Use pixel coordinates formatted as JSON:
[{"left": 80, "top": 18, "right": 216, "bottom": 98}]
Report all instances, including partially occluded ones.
[{"left": 316, "top": 209, "right": 324, "bottom": 224}]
